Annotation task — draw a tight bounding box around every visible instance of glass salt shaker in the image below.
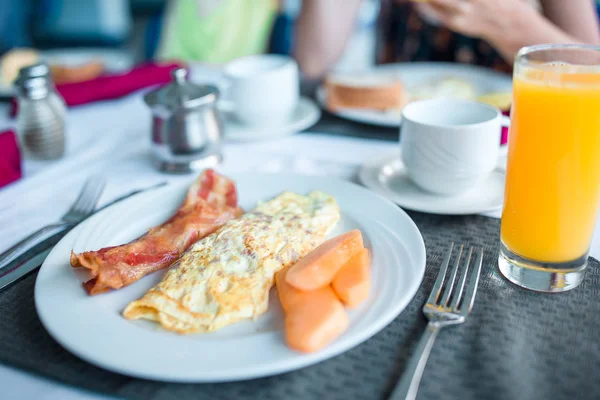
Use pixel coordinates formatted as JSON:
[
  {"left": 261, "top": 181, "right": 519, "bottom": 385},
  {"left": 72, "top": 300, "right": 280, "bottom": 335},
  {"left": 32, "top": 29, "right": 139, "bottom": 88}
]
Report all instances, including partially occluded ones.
[{"left": 14, "top": 63, "right": 66, "bottom": 160}]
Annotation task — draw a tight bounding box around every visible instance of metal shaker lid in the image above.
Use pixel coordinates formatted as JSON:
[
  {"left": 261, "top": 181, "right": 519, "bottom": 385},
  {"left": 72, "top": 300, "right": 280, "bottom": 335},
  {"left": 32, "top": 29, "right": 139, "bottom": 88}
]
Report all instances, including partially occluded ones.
[
  {"left": 144, "top": 68, "right": 219, "bottom": 110},
  {"left": 14, "top": 62, "right": 54, "bottom": 100}
]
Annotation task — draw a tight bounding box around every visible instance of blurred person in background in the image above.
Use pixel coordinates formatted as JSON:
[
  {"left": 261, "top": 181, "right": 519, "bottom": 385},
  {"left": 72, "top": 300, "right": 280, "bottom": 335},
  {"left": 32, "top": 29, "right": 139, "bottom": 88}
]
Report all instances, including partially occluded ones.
[
  {"left": 2, "top": 0, "right": 598, "bottom": 78},
  {"left": 155, "top": 0, "right": 279, "bottom": 63},
  {"left": 154, "top": 0, "right": 381, "bottom": 71},
  {"left": 295, "top": 0, "right": 600, "bottom": 78}
]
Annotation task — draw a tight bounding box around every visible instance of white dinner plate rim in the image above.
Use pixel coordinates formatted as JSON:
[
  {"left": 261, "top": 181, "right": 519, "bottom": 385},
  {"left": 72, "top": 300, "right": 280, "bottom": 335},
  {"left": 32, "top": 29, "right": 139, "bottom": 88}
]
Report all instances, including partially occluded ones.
[
  {"left": 317, "top": 62, "right": 513, "bottom": 128},
  {"left": 35, "top": 173, "right": 426, "bottom": 382},
  {"left": 359, "top": 152, "right": 505, "bottom": 215}
]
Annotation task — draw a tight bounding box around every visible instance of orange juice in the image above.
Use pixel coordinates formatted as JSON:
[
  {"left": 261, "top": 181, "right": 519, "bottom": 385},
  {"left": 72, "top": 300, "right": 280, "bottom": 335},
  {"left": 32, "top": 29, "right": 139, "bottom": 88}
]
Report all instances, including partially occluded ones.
[{"left": 501, "top": 70, "right": 600, "bottom": 262}]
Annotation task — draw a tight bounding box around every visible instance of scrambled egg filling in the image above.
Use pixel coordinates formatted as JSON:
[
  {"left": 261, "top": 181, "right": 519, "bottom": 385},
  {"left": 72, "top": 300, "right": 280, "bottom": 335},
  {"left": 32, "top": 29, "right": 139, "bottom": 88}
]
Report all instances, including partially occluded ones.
[{"left": 123, "top": 191, "right": 340, "bottom": 334}]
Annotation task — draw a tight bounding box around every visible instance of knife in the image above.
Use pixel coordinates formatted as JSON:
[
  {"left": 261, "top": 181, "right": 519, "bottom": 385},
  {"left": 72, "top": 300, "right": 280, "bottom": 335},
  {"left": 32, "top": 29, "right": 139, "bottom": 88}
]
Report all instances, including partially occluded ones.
[{"left": 0, "top": 181, "right": 168, "bottom": 291}]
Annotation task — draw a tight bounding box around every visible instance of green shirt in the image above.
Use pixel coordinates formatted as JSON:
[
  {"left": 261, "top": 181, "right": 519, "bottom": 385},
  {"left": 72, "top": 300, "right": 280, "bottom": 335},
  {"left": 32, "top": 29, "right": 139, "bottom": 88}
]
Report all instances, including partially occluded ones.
[{"left": 158, "top": 0, "right": 277, "bottom": 63}]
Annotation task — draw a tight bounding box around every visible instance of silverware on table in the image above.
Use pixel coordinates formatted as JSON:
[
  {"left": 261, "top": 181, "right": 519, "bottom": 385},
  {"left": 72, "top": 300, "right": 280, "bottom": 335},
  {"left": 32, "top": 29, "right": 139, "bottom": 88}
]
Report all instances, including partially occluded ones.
[
  {"left": 389, "top": 243, "right": 483, "bottom": 400},
  {"left": 0, "top": 181, "right": 168, "bottom": 291},
  {"left": 0, "top": 176, "right": 106, "bottom": 268}
]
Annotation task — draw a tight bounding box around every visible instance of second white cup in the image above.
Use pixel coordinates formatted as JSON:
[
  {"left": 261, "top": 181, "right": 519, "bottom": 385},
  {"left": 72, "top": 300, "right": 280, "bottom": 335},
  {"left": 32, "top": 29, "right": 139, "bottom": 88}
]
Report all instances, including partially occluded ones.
[
  {"left": 400, "top": 98, "right": 509, "bottom": 196},
  {"left": 222, "top": 55, "right": 299, "bottom": 127}
]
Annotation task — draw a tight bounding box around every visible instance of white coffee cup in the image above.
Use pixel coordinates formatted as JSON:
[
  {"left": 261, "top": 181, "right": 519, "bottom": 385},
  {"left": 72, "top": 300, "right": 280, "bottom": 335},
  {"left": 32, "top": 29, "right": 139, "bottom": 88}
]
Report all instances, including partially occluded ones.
[
  {"left": 400, "top": 99, "right": 509, "bottom": 196},
  {"left": 221, "top": 55, "right": 299, "bottom": 127}
]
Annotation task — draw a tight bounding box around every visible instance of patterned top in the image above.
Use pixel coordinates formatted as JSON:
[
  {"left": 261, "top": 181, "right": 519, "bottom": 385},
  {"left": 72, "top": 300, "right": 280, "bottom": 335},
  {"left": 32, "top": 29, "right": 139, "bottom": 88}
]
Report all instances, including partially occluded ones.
[{"left": 377, "top": 0, "right": 541, "bottom": 72}]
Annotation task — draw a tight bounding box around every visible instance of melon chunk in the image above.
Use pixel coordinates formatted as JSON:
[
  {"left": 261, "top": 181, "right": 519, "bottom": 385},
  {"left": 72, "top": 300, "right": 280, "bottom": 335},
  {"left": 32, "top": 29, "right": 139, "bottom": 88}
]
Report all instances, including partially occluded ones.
[
  {"left": 276, "top": 266, "right": 309, "bottom": 312},
  {"left": 276, "top": 266, "right": 349, "bottom": 353},
  {"left": 332, "top": 248, "right": 370, "bottom": 308},
  {"left": 286, "top": 230, "right": 364, "bottom": 290}
]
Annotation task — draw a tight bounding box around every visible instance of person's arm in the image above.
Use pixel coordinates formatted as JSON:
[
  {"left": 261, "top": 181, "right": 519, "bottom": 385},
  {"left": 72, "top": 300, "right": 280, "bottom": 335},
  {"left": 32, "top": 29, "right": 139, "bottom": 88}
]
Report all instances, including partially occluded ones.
[
  {"left": 294, "top": 0, "right": 363, "bottom": 79},
  {"left": 540, "top": 0, "right": 600, "bottom": 44},
  {"left": 421, "top": 0, "right": 600, "bottom": 64},
  {"left": 485, "top": 1, "right": 600, "bottom": 62}
]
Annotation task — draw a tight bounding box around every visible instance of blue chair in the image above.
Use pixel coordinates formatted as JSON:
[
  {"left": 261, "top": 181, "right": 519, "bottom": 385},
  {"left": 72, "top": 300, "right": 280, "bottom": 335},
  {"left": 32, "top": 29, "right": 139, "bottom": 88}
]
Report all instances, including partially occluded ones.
[
  {"left": 31, "top": 0, "right": 132, "bottom": 48},
  {"left": 0, "top": 0, "right": 33, "bottom": 53},
  {"left": 144, "top": 7, "right": 165, "bottom": 60},
  {"left": 269, "top": 12, "right": 295, "bottom": 56}
]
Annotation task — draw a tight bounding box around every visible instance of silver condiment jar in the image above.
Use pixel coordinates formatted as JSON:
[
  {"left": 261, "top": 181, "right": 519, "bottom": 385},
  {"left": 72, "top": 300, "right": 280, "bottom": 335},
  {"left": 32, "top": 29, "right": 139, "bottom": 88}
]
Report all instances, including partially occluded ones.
[
  {"left": 14, "top": 63, "right": 66, "bottom": 160},
  {"left": 144, "top": 68, "right": 222, "bottom": 173}
]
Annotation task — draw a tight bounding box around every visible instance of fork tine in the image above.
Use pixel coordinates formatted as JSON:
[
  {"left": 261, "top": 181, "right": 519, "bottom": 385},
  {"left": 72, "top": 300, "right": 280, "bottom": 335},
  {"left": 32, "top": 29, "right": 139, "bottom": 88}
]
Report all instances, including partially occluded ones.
[
  {"left": 439, "top": 244, "right": 463, "bottom": 306},
  {"left": 82, "top": 181, "right": 104, "bottom": 211},
  {"left": 426, "top": 242, "right": 454, "bottom": 305},
  {"left": 71, "top": 179, "right": 94, "bottom": 210},
  {"left": 70, "top": 177, "right": 105, "bottom": 214},
  {"left": 449, "top": 247, "right": 473, "bottom": 311},
  {"left": 67, "top": 179, "right": 91, "bottom": 213},
  {"left": 459, "top": 247, "right": 484, "bottom": 316},
  {"left": 86, "top": 180, "right": 106, "bottom": 211}
]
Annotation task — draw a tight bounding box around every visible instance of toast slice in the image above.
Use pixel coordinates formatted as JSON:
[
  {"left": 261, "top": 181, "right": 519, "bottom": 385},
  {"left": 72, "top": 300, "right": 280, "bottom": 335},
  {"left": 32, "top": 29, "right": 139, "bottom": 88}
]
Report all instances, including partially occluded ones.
[{"left": 325, "top": 73, "right": 407, "bottom": 111}]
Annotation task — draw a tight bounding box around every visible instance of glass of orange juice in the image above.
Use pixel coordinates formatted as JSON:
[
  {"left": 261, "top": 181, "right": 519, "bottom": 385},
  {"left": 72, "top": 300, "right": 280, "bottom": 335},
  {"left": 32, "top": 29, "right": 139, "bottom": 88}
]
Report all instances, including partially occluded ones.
[{"left": 499, "top": 44, "right": 600, "bottom": 292}]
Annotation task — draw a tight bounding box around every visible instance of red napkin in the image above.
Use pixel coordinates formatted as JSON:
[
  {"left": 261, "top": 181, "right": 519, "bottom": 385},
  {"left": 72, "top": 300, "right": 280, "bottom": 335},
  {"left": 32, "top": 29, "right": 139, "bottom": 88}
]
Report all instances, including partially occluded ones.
[
  {"left": 0, "top": 130, "right": 22, "bottom": 189},
  {"left": 10, "top": 62, "right": 184, "bottom": 116}
]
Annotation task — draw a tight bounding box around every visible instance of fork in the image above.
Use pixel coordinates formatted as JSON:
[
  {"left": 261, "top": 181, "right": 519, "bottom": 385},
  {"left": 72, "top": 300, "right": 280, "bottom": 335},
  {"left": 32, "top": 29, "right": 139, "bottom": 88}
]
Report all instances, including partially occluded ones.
[
  {"left": 389, "top": 243, "right": 483, "bottom": 400},
  {"left": 0, "top": 176, "right": 106, "bottom": 267}
]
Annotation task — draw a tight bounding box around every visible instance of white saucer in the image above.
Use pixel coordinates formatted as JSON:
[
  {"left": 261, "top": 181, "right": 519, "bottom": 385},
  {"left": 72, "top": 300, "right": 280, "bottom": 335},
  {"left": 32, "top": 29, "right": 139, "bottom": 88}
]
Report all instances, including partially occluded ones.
[
  {"left": 223, "top": 97, "right": 321, "bottom": 142},
  {"left": 359, "top": 152, "right": 506, "bottom": 215}
]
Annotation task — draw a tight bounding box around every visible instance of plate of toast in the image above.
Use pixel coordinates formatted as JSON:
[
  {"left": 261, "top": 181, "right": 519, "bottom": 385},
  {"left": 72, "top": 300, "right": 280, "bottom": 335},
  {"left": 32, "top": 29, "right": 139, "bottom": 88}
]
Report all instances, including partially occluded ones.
[{"left": 317, "top": 62, "right": 513, "bottom": 127}]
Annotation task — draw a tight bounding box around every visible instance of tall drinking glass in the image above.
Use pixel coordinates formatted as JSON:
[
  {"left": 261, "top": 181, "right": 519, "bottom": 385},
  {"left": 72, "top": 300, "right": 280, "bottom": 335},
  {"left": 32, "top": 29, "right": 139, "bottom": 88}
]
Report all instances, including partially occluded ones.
[{"left": 499, "top": 44, "right": 600, "bottom": 292}]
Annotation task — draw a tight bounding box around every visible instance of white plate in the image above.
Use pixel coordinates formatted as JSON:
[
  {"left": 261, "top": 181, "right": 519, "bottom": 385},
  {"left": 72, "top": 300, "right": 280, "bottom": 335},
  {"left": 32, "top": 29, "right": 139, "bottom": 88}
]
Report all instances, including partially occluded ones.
[
  {"left": 40, "top": 48, "right": 134, "bottom": 72},
  {"left": 224, "top": 97, "right": 321, "bottom": 142},
  {"left": 359, "top": 152, "right": 505, "bottom": 215},
  {"left": 0, "top": 48, "right": 134, "bottom": 97},
  {"left": 317, "top": 62, "right": 513, "bottom": 127},
  {"left": 35, "top": 173, "right": 425, "bottom": 382}
]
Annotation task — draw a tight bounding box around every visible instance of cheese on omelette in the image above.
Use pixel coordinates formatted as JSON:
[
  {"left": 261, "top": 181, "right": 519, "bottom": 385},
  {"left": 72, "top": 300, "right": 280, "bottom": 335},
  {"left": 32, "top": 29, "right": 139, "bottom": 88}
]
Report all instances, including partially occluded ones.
[{"left": 123, "top": 191, "right": 340, "bottom": 334}]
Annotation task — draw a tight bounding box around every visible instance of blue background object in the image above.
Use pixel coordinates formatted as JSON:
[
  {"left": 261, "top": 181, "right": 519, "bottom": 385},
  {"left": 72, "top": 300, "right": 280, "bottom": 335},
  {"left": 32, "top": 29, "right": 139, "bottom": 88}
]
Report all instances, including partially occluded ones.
[
  {"left": 0, "top": 0, "right": 33, "bottom": 53},
  {"left": 32, "top": 0, "right": 132, "bottom": 47}
]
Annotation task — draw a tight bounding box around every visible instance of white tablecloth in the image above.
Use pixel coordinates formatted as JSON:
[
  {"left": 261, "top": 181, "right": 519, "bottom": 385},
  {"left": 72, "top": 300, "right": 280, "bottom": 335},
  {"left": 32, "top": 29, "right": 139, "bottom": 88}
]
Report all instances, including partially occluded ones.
[{"left": 1, "top": 83, "right": 599, "bottom": 400}]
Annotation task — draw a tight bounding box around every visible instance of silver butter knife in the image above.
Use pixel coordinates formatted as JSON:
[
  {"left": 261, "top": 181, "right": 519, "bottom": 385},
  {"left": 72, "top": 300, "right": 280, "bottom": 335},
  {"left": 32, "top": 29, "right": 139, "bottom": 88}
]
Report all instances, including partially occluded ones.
[{"left": 0, "top": 182, "right": 168, "bottom": 291}]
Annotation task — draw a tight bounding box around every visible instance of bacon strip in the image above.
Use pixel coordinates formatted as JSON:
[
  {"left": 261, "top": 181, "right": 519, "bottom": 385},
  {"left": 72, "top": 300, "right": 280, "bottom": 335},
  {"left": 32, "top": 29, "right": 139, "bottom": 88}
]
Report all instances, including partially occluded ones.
[{"left": 70, "top": 169, "right": 243, "bottom": 295}]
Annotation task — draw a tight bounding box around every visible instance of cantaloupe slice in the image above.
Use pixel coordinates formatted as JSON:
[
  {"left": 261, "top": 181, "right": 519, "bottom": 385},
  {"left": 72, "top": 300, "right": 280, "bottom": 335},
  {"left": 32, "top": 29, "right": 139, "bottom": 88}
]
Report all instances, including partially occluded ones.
[
  {"left": 285, "top": 292, "right": 349, "bottom": 353},
  {"left": 276, "top": 265, "right": 310, "bottom": 312},
  {"left": 285, "top": 230, "right": 364, "bottom": 290},
  {"left": 332, "top": 248, "right": 370, "bottom": 308},
  {"left": 276, "top": 266, "right": 349, "bottom": 353}
]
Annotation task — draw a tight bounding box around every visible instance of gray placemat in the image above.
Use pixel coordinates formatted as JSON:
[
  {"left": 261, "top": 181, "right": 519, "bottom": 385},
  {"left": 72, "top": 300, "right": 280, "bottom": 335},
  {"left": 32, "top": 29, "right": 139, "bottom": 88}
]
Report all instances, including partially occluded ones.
[
  {"left": 307, "top": 111, "right": 399, "bottom": 142},
  {"left": 1, "top": 213, "right": 599, "bottom": 400}
]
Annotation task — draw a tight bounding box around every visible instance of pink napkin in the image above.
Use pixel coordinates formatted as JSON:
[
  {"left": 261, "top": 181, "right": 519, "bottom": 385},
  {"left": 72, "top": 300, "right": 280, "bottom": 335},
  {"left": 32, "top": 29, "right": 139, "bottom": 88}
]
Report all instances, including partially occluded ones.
[
  {"left": 0, "top": 130, "right": 22, "bottom": 189},
  {"left": 10, "top": 62, "right": 184, "bottom": 116},
  {"left": 501, "top": 109, "right": 510, "bottom": 145}
]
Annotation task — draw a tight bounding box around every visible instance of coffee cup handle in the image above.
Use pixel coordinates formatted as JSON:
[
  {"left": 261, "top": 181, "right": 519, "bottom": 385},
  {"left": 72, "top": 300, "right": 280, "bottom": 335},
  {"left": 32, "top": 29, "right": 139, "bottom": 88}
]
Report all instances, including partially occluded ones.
[
  {"left": 217, "top": 78, "right": 235, "bottom": 112},
  {"left": 499, "top": 115, "right": 510, "bottom": 157}
]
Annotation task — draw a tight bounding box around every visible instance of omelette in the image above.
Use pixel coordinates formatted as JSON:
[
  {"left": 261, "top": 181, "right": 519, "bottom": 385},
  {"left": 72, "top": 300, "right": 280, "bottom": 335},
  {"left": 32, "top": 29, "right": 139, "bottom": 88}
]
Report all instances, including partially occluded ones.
[{"left": 123, "top": 191, "right": 340, "bottom": 334}]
